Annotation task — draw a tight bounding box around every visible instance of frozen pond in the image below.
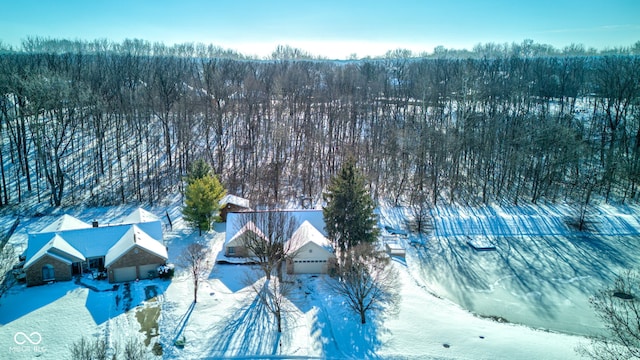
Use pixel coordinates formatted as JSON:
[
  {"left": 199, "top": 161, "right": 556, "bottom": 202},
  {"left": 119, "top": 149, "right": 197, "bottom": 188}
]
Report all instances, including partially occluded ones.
[{"left": 379, "top": 203, "right": 640, "bottom": 336}]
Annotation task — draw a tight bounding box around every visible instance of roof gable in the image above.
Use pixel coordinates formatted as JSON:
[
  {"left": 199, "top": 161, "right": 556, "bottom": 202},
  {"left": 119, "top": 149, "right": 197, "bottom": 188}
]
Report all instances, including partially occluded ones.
[
  {"left": 121, "top": 208, "right": 160, "bottom": 224},
  {"left": 105, "top": 225, "right": 167, "bottom": 267},
  {"left": 227, "top": 221, "right": 268, "bottom": 247},
  {"left": 287, "top": 220, "right": 333, "bottom": 253},
  {"left": 49, "top": 234, "right": 86, "bottom": 261},
  {"left": 39, "top": 214, "right": 91, "bottom": 233},
  {"left": 37, "top": 252, "right": 75, "bottom": 265},
  {"left": 292, "top": 241, "right": 335, "bottom": 260},
  {"left": 24, "top": 234, "right": 86, "bottom": 268}
]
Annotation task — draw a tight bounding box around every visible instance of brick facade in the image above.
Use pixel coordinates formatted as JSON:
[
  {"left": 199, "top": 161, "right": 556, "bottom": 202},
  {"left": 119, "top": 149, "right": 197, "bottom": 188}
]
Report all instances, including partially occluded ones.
[
  {"left": 107, "top": 245, "right": 167, "bottom": 282},
  {"left": 25, "top": 254, "right": 72, "bottom": 286}
]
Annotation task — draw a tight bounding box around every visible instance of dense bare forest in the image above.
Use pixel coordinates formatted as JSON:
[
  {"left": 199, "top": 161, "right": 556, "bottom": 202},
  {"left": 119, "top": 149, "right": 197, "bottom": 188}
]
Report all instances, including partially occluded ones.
[{"left": 0, "top": 38, "right": 639, "bottom": 210}]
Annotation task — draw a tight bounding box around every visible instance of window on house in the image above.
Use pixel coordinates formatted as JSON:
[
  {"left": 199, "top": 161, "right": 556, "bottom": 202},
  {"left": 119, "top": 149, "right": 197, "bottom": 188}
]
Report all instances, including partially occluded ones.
[
  {"left": 42, "top": 264, "right": 55, "bottom": 281},
  {"left": 228, "top": 247, "right": 236, "bottom": 255},
  {"left": 88, "top": 257, "right": 104, "bottom": 270}
]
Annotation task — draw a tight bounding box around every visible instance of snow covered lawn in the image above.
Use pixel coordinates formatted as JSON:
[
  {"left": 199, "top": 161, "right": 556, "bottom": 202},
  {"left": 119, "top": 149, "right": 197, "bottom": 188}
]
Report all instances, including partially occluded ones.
[
  {"left": 3, "top": 201, "right": 634, "bottom": 359},
  {"left": 159, "top": 257, "right": 586, "bottom": 359},
  {"left": 380, "top": 202, "right": 640, "bottom": 337}
]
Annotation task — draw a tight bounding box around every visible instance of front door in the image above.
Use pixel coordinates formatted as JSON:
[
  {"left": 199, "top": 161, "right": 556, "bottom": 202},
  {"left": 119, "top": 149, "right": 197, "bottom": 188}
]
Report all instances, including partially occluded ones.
[{"left": 72, "top": 262, "right": 82, "bottom": 275}]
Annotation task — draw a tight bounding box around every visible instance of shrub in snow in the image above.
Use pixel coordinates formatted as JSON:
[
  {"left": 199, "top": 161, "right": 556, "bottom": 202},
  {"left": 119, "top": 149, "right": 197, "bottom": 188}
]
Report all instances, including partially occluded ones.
[{"left": 157, "top": 264, "right": 175, "bottom": 279}]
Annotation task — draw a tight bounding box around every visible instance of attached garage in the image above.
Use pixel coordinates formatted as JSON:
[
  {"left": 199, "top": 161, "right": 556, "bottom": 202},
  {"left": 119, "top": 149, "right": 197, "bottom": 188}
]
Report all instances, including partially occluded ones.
[
  {"left": 105, "top": 226, "right": 169, "bottom": 283},
  {"left": 285, "top": 221, "right": 336, "bottom": 275},
  {"left": 112, "top": 266, "right": 137, "bottom": 282},
  {"left": 138, "top": 264, "right": 161, "bottom": 279},
  {"left": 292, "top": 259, "right": 328, "bottom": 274}
]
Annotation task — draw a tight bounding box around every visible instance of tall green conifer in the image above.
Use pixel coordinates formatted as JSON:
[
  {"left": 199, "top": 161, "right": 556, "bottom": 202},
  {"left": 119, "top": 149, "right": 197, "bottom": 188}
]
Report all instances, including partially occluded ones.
[
  {"left": 323, "top": 159, "right": 378, "bottom": 259},
  {"left": 182, "top": 160, "right": 226, "bottom": 235}
]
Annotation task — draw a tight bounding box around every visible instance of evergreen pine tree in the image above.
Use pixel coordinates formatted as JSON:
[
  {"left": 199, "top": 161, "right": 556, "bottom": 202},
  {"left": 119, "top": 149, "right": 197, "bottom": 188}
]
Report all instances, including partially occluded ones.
[
  {"left": 185, "top": 159, "right": 212, "bottom": 185},
  {"left": 183, "top": 171, "right": 226, "bottom": 236},
  {"left": 323, "top": 159, "right": 378, "bottom": 259}
]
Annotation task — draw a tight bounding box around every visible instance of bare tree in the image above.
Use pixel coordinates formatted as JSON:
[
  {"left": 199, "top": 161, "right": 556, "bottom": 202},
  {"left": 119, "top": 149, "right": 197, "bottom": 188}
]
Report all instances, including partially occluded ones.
[
  {"left": 178, "top": 243, "right": 210, "bottom": 303},
  {"left": 25, "top": 76, "right": 71, "bottom": 206},
  {"left": 328, "top": 244, "right": 400, "bottom": 324},
  {"left": 69, "top": 335, "right": 148, "bottom": 360},
  {"left": 246, "top": 271, "right": 295, "bottom": 333},
  {"left": 578, "top": 271, "right": 640, "bottom": 359},
  {"left": 0, "top": 244, "right": 16, "bottom": 299},
  {"left": 236, "top": 210, "right": 299, "bottom": 281},
  {"left": 70, "top": 336, "right": 109, "bottom": 360},
  {"left": 568, "top": 160, "right": 602, "bottom": 232},
  {"left": 122, "top": 337, "right": 148, "bottom": 360},
  {"left": 409, "top": 189, "right": 432, "bottom": 234}
]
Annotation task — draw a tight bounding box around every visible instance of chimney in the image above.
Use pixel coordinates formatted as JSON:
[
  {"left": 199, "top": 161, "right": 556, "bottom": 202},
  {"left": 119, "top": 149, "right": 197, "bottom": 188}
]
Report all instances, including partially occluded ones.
[{"left": 92, "top": 221, "right": 99, "bottom": 228}]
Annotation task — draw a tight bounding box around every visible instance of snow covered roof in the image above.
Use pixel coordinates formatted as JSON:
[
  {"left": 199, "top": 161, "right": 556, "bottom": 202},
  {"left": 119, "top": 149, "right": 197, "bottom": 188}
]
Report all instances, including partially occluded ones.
[
  {"left": 39, "top": 214, "right": 92, "bottom": 233},
  {"left": 25, "top": 208, "right": 165, "bottom": 269},
  {"left": 220, "top": 194, "right": 250, "bottom": 209},
  {"left": 28, "top": 225, "right": 127, "bottom": 260},
  {"left": 105, "top": 225, "right": 168, "bottom": 267},
  {"left": 287, "top": 221, "right": 333, "bottom": 253},
  {"left": 226, "top": 221, "right": 268, "bottom": 247},
  {"left": 121, "top": 208, "right": 160, "bottom": 224},
  {"left": 24, "top": 234, "right": 86, "bottom": 268},
  {"left": 225, "top": 209, "right": 326, "bottom": 244}
]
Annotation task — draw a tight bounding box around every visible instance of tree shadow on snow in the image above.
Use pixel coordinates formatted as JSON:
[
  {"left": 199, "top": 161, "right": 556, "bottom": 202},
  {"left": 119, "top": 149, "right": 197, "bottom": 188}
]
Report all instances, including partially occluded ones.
[
  {"left": 323, "top": 306, "right": 388, "bottom": 359},
  {"left": 414, "top": 236, "right": 494, "bottom": 308},
  {"left": 168, "top": 301, "right": 195, "bottom": 344},
  {"left": 203, "top": 293, "right": 278, "bottom": 357},
  {"left": 304, "top": 278, "right": 388, "bottom": 359},
  {"left": 412, "top": 215, "right": 640, "bottom": 334}
]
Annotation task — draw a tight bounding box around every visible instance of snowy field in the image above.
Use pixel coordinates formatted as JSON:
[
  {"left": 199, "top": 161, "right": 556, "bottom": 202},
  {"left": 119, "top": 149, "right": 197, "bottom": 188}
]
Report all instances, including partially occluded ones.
[
  {"left": 379, "top": 202, "right": 640, "bottom": 336},
  {"left": 2, "top": 200, "right": 637, "bottom": 359}
]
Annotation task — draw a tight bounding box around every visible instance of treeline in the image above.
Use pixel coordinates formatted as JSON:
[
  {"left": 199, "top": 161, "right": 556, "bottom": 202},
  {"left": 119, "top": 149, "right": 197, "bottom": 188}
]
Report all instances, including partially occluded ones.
[
  {"left": 3, "top": 37, "right": 640, "bottom": 59},
  {"left": 0, "top": 38, "right": 639, "bottom": 209}
]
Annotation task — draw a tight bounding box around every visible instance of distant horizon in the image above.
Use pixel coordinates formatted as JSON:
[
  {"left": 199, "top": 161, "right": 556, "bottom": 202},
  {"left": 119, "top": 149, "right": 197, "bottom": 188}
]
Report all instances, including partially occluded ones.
[
  {"left": 2, "top": 0, "right": 639, "bottom": 59},
  {"left": 5, "top": 36, "right": 640, "bottom": 59}
]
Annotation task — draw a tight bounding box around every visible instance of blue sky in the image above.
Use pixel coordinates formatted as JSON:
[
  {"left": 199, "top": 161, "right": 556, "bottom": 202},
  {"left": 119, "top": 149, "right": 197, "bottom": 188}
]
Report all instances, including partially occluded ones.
[{"left": 1, "top": 0, "right": 639, "bottom": 58}]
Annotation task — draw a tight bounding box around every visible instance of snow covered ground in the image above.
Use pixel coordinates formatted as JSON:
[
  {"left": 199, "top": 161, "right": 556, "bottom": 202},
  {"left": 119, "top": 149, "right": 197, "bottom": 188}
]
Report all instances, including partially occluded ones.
[
  {"left": 2, "top": 200, "right": 636, "bottom": 359},
  {"left": 379, "top": 202, "right": 640, "bottom": 336}
]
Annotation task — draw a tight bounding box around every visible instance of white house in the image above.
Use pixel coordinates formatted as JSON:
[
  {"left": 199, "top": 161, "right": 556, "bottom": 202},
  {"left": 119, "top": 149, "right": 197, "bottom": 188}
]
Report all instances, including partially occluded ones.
[
  {"left": 224, "top": 210, "right": 336, "bottom": 274},
  {"left": 285, "top": 220, "right": 335, "bottom": 274}
]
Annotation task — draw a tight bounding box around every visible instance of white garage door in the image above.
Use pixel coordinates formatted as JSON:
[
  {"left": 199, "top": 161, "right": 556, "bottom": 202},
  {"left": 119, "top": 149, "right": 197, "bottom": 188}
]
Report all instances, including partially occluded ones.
[
  {"left": 293, "top": 259, "right": 327, "bottom": 274},
  {"left": 112, "top": 266, "right": 137, "bottom": 282},
  {"left": 138, "top": 264, "right": 161, "bottom": 279}
]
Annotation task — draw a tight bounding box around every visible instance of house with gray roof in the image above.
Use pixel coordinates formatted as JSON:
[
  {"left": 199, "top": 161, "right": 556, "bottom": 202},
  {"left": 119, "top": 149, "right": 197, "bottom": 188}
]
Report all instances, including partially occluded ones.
[{"left": 24, "top": 208, "right": 168, "bottom": 286}]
